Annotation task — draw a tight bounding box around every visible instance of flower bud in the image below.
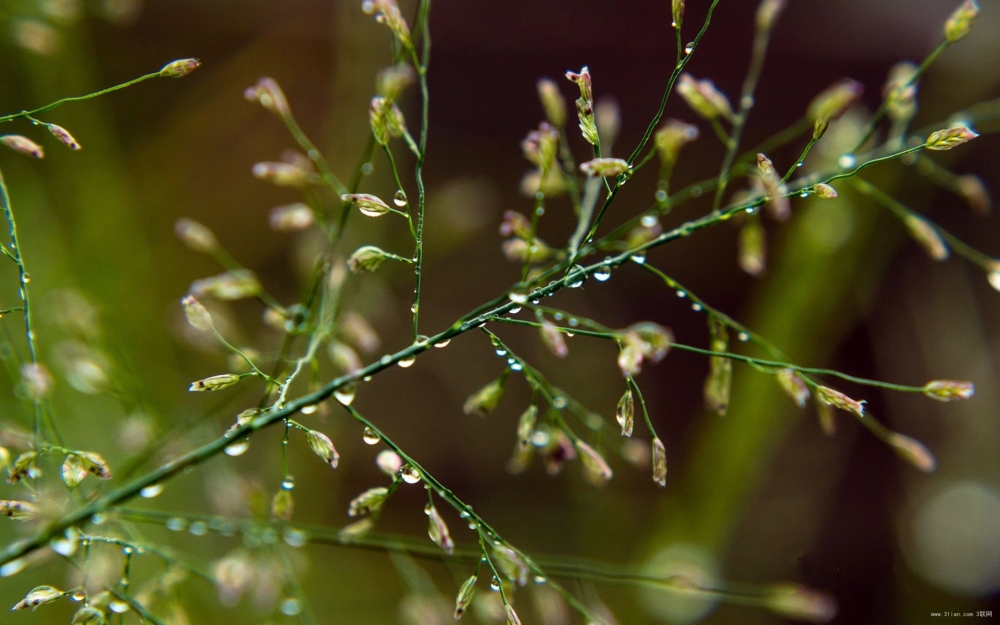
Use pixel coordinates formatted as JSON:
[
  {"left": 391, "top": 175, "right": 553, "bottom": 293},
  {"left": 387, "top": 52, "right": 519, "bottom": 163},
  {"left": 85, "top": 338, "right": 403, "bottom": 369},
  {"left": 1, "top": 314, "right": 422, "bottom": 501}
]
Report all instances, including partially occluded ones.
[
  {"left": 884, "top": 62, "right": 918, "bottom": 123},
  {"left": 341, "top": 192, "right": 392, "bottom": 217},
  {"left": 887, "top": 432, "right": 936, "bottom": 472},
  {"left": 454, "top": 575, "right": 477, "bottom": 619},
  {"left": 181, "top": 295, "right": 213, "bottom": 331},
  {"left": 580, "top": 157, "right": 630, "bottom": 178},
  {"left": 516, "top": 405, "right": 537, "bottom": 450},
  {"left": 677, "top": 74, "right": 735, "bottom": 122},
  {"left": 540, "top": 320, "right": 568, "bottom": 358},
  {"left": 44, "top": 123, "right": 80, "bottom": 150},
  {"left": 426, "top": 503, "right": 454, "bottom": 555},
  {"left": 244, "top": 77, "right": 290, "bottom": 117},
  {"left": 269, "top": 203, "right": 315, "bottom": 232},
  {"left": 62, "top": 453, "right": 87, "bottom": 488},
  {"left": 815, "top": 385, "right": 865, "bottom": 418},
  {"left": 537, "top": 78, "right": 567, "bottom": 128},
  {"left": 369, "top": 97, "right": 407, "bottom": 145},
  {"left": 757, "top": 153, "right": 791, "bottom": 221},
  {"left": 756, "top": 0, "right": 786, "bottom": 31},
  {"left": 776, "top": 369, "right": 810, "bottom": 408},
  {"left": 493, "top": 545, "right": 529, "bottom": 586},
  {"left": 189, "top": 374, "right": 241, "bottom": 392},
  {"left": 377, "top": 63, "right": 416, "bottom": 100},
  {"left": 190, "top": 269, "right": 262, "bottom": 300},
  {"left": 502, "top": 238, "right": 550, "bottom": 263},
  {"left": 339, "top": 517, "right": 374, "bottom": 540},
  {"left": 616, "top": 388, "right": 634, "bottom": 437},
  {"left": 21, "top": 362, "right": 54, "bottom": 400},
  {"left": 6, "top": 451, "right": 37, "bottom": 484},
  {"left": 807, "top": 79, "right": 863, "bottom": 139},
  {"left": 762, "top": 584, "right": 837, "bottom": 623},
  {"left": 957, "top": 175, "right": 990, "bottom": 214},
  {"left": 376, "top": 449, "right": 403, "bottom": 476},
  {"left": 617, "top": 336, "right": 644, "bottom": 377},
  {"left": 672, "top": 0, "right": 684, "bottom": 28},
  {"left": 738, "top": 217, "right": 766, "bottom": 277},
  {"left": 463, "top": 377, "right": 505, "bottom": 416},
  {"left": 71, "top": 607, "right": 105, "bottom": 625},
  {"left": 0, "top": 499, "right": 39, "bottom": 521},
  {"left": 12, "top": 585, "right": 66, "bottom": 610},
  {"left": 160, "top": 58, "right": 201, "bottom": 78},
  {"left": 499, "top": 210, "right": 532, "bottom": 239},
  {"left": 922, "top": 380, "right": 974, "bottom": 401},
  {"left": 361, "top": 0, "right": 412, "bottom": 48},
  {"left": 652, "top": 437, "right": 667, "bottom": 487},
  {"left": 925, "top": 126, "right": 979, "bottom": 151},
  {"left": 505, "top": 605, "right": 522, "bottom": 625},
  {"left": 175, "top": 218, "right": 219, "bottom": 254},
  {"left": 655, "top": 119, "right": 700, "bottom": 169},
  {"left": 944, "top": 0, "right": 979, "bottom": 43},
  {"left": 903, "top": 214, "right": 948, "bottom": 260},
  {"left": 813, "top": 183, "right": 838, "bottom": 199},
  {"left": 566, "top": 66, "right": 599, "bottom": 145},
  {"left": 521, "top": 122, "right": 560, "bottom": 172},
  {"left": 78, "top": 451, "right": 112, "bottom": 479},
  {"left": 1, "top": 135, "right": 44, "bottom": 158},
  {"left": 704, "top": 317, "right": 732, "bottom": 416},
  {"left": 348, "top": 486, "right": 390, "bottom": 517},
  {"left": 348, "top": 245, "right": 391, "bottom": 273},
  {"left": 307, "top": 430, "right": 339, "bottom": 468},
  {"left": 543, "top": 429, "right": 576, "bottom": 475},
  {"left": 271, "top": 488, "right": 294, "bottom": 521},
  {"left": 252, "top": 161, "right": 312, "bottom": 187},
  {"left": 576, "top": 440, "right": 613, "bottom": 485}
]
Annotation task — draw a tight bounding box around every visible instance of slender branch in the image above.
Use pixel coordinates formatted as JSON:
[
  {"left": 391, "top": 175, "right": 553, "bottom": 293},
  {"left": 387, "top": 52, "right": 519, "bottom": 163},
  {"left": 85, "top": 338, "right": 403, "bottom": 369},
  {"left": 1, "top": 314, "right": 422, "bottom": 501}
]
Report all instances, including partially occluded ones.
[{"left": 410, "top": 0, "right": 432, "bottom": 342}]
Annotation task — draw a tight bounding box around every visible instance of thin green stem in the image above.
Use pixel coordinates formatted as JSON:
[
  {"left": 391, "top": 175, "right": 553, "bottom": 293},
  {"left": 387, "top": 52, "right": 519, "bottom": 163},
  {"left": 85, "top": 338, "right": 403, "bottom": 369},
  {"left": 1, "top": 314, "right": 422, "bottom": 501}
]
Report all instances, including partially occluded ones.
[
  {"left": 410, "top": 0, "right": 432, "bottom": 342},
  {"left": 0, "top": 70, "right": 166, "bottom": 124}
]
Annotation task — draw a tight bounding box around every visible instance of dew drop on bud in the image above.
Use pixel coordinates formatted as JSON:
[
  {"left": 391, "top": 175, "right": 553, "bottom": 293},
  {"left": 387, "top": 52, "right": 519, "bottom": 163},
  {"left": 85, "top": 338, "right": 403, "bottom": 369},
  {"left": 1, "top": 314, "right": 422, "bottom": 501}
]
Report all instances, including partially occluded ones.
[
  {"left": 362, "top": 427, "right": 382, "bottom": 445},
  {"left": 393, "top": 189, "right": 408, "bottom": 207},
  {"left": 224, "top": 439, "right": 250, "bottom": 457},
  {"left": 400, "top": 464, "right": 422, "bottom": 484}
]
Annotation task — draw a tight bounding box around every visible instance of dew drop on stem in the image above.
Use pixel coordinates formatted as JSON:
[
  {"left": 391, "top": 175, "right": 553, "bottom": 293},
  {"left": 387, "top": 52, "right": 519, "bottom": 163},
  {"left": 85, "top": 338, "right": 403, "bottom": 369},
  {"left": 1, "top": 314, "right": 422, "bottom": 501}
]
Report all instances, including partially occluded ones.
[
  {"left": 224, "top": 439, "right": 250, "bottom": 457},
  {"left": 398, "top": 356, "right": 416, "bottom": 368},
  {"left": 334, "top": 383, "right": 357, "bottom": 405},
  {"left": 362, "top": 427, "right": 381, "bottom": 445},
  {"left": 393, "top": 189, "right": 408, "bottom": 207}
]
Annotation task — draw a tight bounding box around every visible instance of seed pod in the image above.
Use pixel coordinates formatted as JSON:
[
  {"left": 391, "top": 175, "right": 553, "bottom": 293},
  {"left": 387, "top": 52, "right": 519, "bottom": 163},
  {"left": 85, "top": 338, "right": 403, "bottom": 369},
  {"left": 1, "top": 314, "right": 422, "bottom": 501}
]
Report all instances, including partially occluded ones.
[
  {"left": 6, "top": 451, "right": 37, "bottom": 484},
  {"left": 271, "top": 489, "right": 294, "bottom": 521},
  {"left": 306, "top": 430, "right": 339, "bottom": 468},
  {"left": 160, "top": 58, "right": 201, "bottom": 77},
  {"left": 651, "top": 437, "right": 667, "bottom": 487},
  {"left": 887, "top": 432, "right": 936, "bottom": 473},
  {"left": 815, "top": 385, "right": 865, "bottom": 418},
  {"left": 884, "top": 62, "right": 918, "bottom": 123},
  {"left": 580, "top": 157, "right": 630, "bottom": 178},
  {"left": 189, "top": 374, "right": 241, "bottom": 392},
  {"left": 703, "top": 316, "right": 732, "bottom": 416},
  {"left": 377, "top": 63, "right": 415, "bottom": 100},
  {"left": 0, "top": 499, "right": 39, "bottom": 521},
  {"left": 537, "top": 78, "right": 567, "bottom": 128},
  {"left": 925, "top": 126, "right": 978, "bottom": 151},
  {"left": 521, "top": 122, "right": 559, "bottom": 172},
  {"left": 672, "top": 0, "right": 684, "bottom": 28},
  {"left": 62, "top": 454, "right": 88, "bottom": 488},
  {"left": 566, "top": 67, "right": 599, "bottom": 145},
  {"left": 348, "top": 487, "right": 390, "bottom": 517},
  {"left": 516, "top": 406, "right": 538, "bottom": 450},
  {"left": 252, "top": 161, "right": 312, "bottom": 187},
  {"left": 903, "top": 214, "right": 948, "bottom": 260},
  {"left": 243, "top": 77, "right": 290, "bottom": 117},
  {"left": 453, "top": 575, "right": 477, "bottom": 619},
  {"left": 175, "top": 218, "right": 219, "bottom": 254},
  {"left": 616, "top": 388, "right": 634, "bottom": 437},
  {"left": 677, "top": 73, "right": 735, "bottom": 122},
  {"left": 493, "top": 545, "right": 530, "bottom": 586},
  {"left": 539, "top": 320, "right": 568, "bottom": 358},
  {"left": 45, "top": 123, "right": 80, "bottom": 150},
  {"left": 269, "top": 203, "right": 315, "bottom": 232},
  {"left": 776, "top": 369, "right": 810, "bottom": 408},
  {"left": 341, "top": 193, "right": 392, "bottom": 217},
  {"left": 426, "top": 503, "right": 454, "bottom": 554},
  {"left": 922, "top": 380, "right": 974, "bottom": 401},
  {"left": 463, "top": 377, "right": 505, "bottom": 416},
  {"left": 12, "top": 585, "right": 66, "bottom": 610},
  {"left": 957, "top": 175, "right": 990, "bottom": 214},
  {"left": 807, "top": 78, "right": 863, "bottom": 139},
  {"left": 181, "top": 295, "right": 213, "bottom": 331},
  {"left": 738, "top": 217, "right": 766, "bottom": 277},
  {"left": 348, "top": 245, "right": 391, "bottom": 273},
  {"left": 505, "top": 604, "right": 522, "bottom": 625},
  {"left": 361, "top": 0, "right": 412, "bottom": 48},
  {"left": 190, "top": 269, "right": 262, "bottom": 300},
  {"left": 944, "top": 0, "right": 979, "bottom": 43},
  {"left": 1, "top": 134, "right": 44, "bottom": 158},
  {"left": 757, "top": 153, "right": 791, "bottom": 221},
  {"left": 501, "top": 238, "right": 550, "bottom": 263},
  {"left": 576, "top": 440, "right": 613, "bottom": 485},
  {"left": 78, "top": 452, "right": 112, "bottom": 479},
  {"left": 813, "top": 183, "right": 838, "bottom": 199},
  {"left": 815, "top": 395, "right": 837, "bottom": 436},
  {"left": 655, "top": 119, "right": 699, "bottom": 180}
]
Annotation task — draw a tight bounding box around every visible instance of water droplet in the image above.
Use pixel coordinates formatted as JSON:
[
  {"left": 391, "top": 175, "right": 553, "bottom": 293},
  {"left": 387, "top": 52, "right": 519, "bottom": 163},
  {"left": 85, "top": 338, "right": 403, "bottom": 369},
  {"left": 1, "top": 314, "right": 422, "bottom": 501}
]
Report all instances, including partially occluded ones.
[
  {"left": 531, "top": 430, "right": 550, "bottom": 447},
  {"left": 533, "top": 575, "right": 547, "bottom": 584},
  {"left": 280, "top": 598, "right": 302, "bottom": 616},
  {"left": 553, "top": 312, "right": 563, "bottom": 321},
  {"left": 410, "top": 303, "right": 419, "bottom": 314},
  {"left": 495, "top": 348, "right": 508, "bottom": 357},
  {"left": 552, "top": 396, "right": 567, "bottom": 409},
  {"left": 676, "top": 290, "right": 686, "bottom": 298},
  {"left": 530, "top": 298, "right": 540, "bottom": 305},
  {"left": 671, "top": 20, "right": 677, "bottom": 28},
  {"left": 838, "top": 154, "right": 856, "bottom": 169},
  {"left": 224, "top": 439, "right": 250, "bottom": 457},
  {"left": 22, "top": 274, "right": 30, "bottom": 284},
  {"left": 631, "top": 254, "right": 646, "bottom": 265},
  {"left": 468, "top": 521, "right": 478, "bottom": 530},
  {"left": 363, "top": 375, "right": 373, "bottom": 382},
  {"left": 745, "top": 207, "right": 756, "bottom": 214},
  {"left": 109, "top": 601, "right": 129, "bottom": 614},
  {"left": 92, "top": 513, "right": 107, "bottom": 525},
  {"left": 283, "top": 528, "right": 307, "bottom": 547},
  {"left": 684, "top": 42, "right": 694, "bottom": 54},
  {"left": 566, "top": 332, "right": 574, "bottom": 338},
  {"left": 281, "top": 476, "right": 295, "bottom": 490},
  {"left": 362, "top": 427, "right": 381, "bottom": 445},
  {"left": 380, "top": 355, "right": 392, "bottom": 365},
  {"left": 691, "top": 303, "right": 702, "bottom": 312},
  {"left": 140, "top": 484, "right": 164, "bottom": 499},
  {"left": 189, "top": 521, "right": 208, "bottom": 536},
  {"left": 166, "top": 517, "right": 187, "bottom": 532},
  {"left": 594, "top": 266, "right": 612, "bottom": 282},
  {"left": 400, "top": 464, "right": 422, "bottom": 484},
  {"left": 0, "top": 559, "right": 26, "bottom": 577},
  {"left": 334, "top": 383, "right": 357, "bottom": 406},
  {"left": 301, "top": 403, "right": 319, "bottom": 415},
  {"left": 569, "top": 278, "right": 585, "bottom": 288},
  {"left": 490, "top": 576, "right": 501, "bottom": 591},
  {"left": 796, "top": 161, "right": 804, "bottom": 168},
  {"left": 509, "top": 360, "right": 523, "bottom": 372},
  {"left": 508, "top": 291, "right": 528, "bottom": 304},
  {"left": 398, "top": 356, "right": 416, "bottom": 368},
  {"left": 509, "top": 306, "right": 522, "bottom": 314},
  {"left": 738, "top": 332, "right": 750, "bottom": 342},
  {"left": 70, "top": 589, "right": 86, "bottom": 601},
  {"left": 741, "top": 95, "right": 755, "bottom": 109},
  {"left": 654, "top": 189, "right": 668, "bottom": 204},
  {"left": 393, "top": 189, "right": 408, "bottom": 207},
  {"left": 800, "top": 191, "right": 810, "bottom": 198},
  {"left": 434, "top": 338, "right": 451, "bottom": 348},
  {"left": 535, "top": 206, "right": 545, "bottom": 216},
  {"left": 568, "top": 318, "right": 579, "bottom": 327},
  {"left": 641, "top": 214, "right": 659, "bottom": 228},
  {"left": 691, "top": 186, "right": 704, "bottom": 198},
  {"left": 361, "top": 162, "right": 374, "bottom": 176}
]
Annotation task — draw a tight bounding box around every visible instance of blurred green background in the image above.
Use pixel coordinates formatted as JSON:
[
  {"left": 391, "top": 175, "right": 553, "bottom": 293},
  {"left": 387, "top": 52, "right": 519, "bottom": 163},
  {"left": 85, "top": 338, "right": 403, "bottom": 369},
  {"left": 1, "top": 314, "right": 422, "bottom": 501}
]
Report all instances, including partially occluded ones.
[{"left": 0, "top": 0, "right": 998, "bottom": 623}]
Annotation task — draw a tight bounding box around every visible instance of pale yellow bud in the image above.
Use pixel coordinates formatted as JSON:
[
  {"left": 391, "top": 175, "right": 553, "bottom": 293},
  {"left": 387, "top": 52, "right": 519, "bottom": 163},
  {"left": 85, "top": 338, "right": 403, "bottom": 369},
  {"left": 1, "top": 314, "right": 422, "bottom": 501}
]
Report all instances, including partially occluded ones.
[
  {"left": 944, "top": 0, "right": 979, "bottom": 43},
  {"left": 925, "top": 126, "right": 978, "bottom": 151},
  {"left": 244, "top": 77, "right": 290, "bottom": 117},
  {"left": 537, "top": 78, "right": 567, "bottom": 128},
  {"left": 922, "top": 380, "right": 974, "bottom": 401},
  {"left": 903, "top": 214, "right": 948, "bottom": 260},
  {"left": 175, "top": 218, "right": 219, "bottom": 253},
  {"left": 160, "top": 58, "right": 201, "bottom": 78}
]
